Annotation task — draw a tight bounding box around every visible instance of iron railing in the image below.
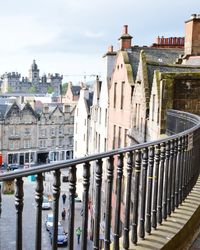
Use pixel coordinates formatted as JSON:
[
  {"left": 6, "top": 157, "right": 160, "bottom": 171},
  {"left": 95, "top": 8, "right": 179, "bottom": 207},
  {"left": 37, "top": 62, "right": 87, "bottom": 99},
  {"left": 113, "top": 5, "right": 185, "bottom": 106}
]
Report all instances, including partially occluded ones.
[{"left": 0, "top": 109, "right": 200, "bottom": 250}]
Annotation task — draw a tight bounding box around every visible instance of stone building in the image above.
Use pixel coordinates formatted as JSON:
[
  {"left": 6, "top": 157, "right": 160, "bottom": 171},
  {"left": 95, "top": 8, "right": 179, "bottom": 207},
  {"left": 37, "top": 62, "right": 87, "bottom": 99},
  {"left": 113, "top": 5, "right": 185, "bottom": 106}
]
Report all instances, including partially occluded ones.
[
  {"left": 0, "top": 101, "right": 74, "bottom": 165},
  {"left": 0, "top": 60, "right": 63, "bottom": 95},
  {"left": 106, "top": 15, "right": 200, "bottom": 233},
  {"left": 62, "top": 82, "right": 81, "bottom": 104}
]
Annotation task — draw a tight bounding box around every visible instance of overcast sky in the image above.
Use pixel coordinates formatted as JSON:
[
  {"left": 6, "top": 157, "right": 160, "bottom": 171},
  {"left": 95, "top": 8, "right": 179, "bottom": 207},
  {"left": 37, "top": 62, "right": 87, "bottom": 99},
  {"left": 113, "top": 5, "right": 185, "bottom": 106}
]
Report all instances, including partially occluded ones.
[{"left": 0, "top": 0, "right": 199, "bottom": 84}]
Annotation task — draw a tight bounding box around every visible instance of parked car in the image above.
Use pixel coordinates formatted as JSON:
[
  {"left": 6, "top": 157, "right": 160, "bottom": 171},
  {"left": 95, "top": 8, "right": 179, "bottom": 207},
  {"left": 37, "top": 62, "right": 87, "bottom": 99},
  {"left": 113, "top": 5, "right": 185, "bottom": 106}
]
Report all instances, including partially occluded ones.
[
  {"left": 75, "top": 193, "right": 82, "bottom": 202},
  {"left": 45, "top": 213, "right": 61, "bottom": 231},
  {"left": 8, "top": 163, "right": 20, "bottom": 171},
  {"left": 49, "top": 224, "right": 68, "bottom": 246},
  {"left": 42, "top": 196, "right": 51, "bottom": 210}
]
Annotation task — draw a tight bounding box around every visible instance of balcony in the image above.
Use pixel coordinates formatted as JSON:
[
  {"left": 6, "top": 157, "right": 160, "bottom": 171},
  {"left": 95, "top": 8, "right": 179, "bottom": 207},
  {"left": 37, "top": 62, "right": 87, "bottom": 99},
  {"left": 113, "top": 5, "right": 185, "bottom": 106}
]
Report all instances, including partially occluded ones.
[{"left": 0, "top": 109, "right": 200, "bottom": 249}]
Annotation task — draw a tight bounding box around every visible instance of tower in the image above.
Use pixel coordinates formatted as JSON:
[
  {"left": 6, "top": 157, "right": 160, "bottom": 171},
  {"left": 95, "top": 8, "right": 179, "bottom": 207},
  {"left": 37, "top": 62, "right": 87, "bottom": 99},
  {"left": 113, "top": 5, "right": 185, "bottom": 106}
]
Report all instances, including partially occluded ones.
[{"left": 29, "top": 60, "right": 40, "bottom": 83}]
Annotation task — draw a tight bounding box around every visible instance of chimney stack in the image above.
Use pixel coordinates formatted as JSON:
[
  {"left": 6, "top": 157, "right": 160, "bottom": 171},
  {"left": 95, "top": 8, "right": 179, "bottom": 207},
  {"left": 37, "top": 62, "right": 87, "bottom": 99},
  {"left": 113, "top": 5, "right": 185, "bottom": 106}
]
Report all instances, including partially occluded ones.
[
  {"left": 184, "top": 14, "right": 200, "bottom": 56},
  {"left": 119, "top": 25, "right": 132, "bottom": 50}
]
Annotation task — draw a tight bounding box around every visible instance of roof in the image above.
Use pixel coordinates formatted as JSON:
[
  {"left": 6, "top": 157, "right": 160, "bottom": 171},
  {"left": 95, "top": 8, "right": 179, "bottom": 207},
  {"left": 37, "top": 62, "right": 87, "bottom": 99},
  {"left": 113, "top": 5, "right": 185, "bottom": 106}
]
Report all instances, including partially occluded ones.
[
  {"left": 86, "top": 92, "right": 93, "bottom": 109},
  {"left": 127, "top": 47, "right": 184, "bottom": 80},
  {"left": 147, "top": 62, "right": 200, "bottom": 86},
  {"left": 71, "top": 86, "right": 81, "bottom": 96}
]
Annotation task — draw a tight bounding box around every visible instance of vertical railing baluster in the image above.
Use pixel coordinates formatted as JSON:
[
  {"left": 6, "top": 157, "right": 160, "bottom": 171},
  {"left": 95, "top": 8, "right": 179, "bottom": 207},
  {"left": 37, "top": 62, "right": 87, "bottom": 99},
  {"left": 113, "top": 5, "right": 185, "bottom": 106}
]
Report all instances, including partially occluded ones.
[
  {"left": 81, "top": 162, "right": 90, "bottom": 250},
  {"left": 104, "top": 156, "right": 114, "bottom": 250},
  {"left": 152, "top": 144, "right": 160, "bottom": 229},
  {"left": 175, "top": 138, "right": 181, "bottom": 208},
  {"left": 167, "top": 140, "right": 174, "bottom": 216},
  {"left": 163, "top": 141, "right": 170, "bottom": 221},
  {"left": 171, "top": 138, "right": 177, "bottom": 212},
  {"left": 158, "top": 143, "right": 165, "bottom": 225},
  {"left": 139, "top": 148, "right": 148, "bottom": 239},
  {"left": 35, "top": 173, "right": 44, "bottom": 250},
  {"left": 123, "top": 152, "right": 133, "bottom": 249},
  {"left": 131, "top": 150, "right": 141, "bottom": 245},
  {"left": 113, "top": 154, "right": 124, "bottom": 250},
  {"left": 68, "top": 166, "right": 77, "bottom": 250},
  {"left": 15, "top": 178, "right": 24, "bottom": 250},
  {"left": 146, "top": 146, "right": 154, "bottom": 234},
  {"left": 0, "top": 182, "right": 2, "bottom": 218},
  {"left": 93, "top": 159, "right": 103, "bottom": 250},
  {"left": 52, "top": 170, "right": 61, "bottom": 250},
  {"left": 183, "top": 135, "right": 192, "bottom": 199},
  {"left": 182, "top": 136, "right": 187, "bottom": 201}
]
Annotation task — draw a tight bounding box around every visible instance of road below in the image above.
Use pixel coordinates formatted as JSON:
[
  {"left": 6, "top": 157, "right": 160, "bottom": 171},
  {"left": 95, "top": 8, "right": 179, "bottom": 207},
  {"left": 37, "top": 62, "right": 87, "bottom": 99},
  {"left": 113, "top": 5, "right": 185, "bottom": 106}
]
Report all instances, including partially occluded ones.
[{"left": 0, "top": 171, "right": 93, "bottom": 250}]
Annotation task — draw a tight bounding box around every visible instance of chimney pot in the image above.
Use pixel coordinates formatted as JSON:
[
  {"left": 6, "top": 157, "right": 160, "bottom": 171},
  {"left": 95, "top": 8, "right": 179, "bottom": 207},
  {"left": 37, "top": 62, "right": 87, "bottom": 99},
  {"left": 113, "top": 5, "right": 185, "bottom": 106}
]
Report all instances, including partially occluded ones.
[
  {"left": 108, "top": 45, "right": 113, "bottom": 53},
  {"left": 191, "top": 14, "right": 197, "bottom": 19},
  {"left": 123, "top": 25, "right": 128, "bottom": 34}
]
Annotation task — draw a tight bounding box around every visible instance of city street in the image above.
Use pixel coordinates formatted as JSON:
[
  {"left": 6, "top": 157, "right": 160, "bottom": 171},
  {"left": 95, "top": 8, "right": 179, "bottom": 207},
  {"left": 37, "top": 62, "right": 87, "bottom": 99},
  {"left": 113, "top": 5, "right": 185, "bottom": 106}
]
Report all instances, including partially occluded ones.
[{"left": 0, "top": 171, "right": 93, "bottom": 250}]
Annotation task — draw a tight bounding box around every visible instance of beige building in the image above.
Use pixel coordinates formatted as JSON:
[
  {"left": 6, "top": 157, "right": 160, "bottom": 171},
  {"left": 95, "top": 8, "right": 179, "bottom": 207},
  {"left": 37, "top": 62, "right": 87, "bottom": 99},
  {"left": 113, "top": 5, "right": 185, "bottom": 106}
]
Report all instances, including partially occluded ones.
[{"left": 0, "top": 101, "right": 74, "bottom": 165}]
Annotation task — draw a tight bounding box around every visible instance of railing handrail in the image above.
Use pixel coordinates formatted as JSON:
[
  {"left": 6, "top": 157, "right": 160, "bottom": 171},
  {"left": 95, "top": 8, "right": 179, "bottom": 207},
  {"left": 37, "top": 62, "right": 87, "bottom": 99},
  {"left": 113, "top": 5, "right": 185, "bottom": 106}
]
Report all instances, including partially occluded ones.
[{"left": 0, "top": 109, "right": 200, "bottom": 181}]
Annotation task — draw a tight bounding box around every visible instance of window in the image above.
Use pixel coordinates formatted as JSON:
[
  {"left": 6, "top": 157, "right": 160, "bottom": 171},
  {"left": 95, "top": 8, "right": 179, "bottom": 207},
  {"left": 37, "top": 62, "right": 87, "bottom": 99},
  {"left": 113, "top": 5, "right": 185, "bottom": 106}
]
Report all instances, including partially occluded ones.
[
  {"left": 59, "top": 138, "right": 63, "bottom": 147},
  {"left": 51, "top": 139, "right": 56, "bottom": 147},
  {"left": 114, "top": 83, "right": 117, "bottom": 108},
  {"left": 121, "top": 82, "right": 125, "bottom": 109},
  {"left": 152, "top": 94, "right": 155, "bottom": 121},
  {"left": 105, "top": 108, "right": 107, "bottom": 126},
  {"left": 24, "top": 140, "right": 31, "bottom": 148},
  {"left": 24, "top": 128, "right": 31, "bottom": 135},
  {"left": 118, "top": 127, "right": 122, "bottom": 148}
]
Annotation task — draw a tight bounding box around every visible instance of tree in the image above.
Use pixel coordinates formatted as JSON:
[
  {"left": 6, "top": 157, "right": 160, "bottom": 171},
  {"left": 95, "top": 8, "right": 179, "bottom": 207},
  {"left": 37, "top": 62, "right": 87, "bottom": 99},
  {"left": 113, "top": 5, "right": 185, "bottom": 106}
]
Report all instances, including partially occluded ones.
[
  {"left": 28, "top": 86, "right": 36, "bottom": 93},
  {"left": 7, "top": 86, "right": 13, "bottom": 93},
  {"left": 61, "top": 82, "right": 68, "bottom": 95},
  {"left": 47, "top": 86, "right": 53, "bottom": 94}
]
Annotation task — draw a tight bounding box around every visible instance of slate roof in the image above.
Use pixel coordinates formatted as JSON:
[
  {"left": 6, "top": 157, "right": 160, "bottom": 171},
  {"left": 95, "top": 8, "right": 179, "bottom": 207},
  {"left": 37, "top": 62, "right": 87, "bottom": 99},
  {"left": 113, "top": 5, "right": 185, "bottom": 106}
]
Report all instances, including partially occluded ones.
[
  {"left": 86, "top": 92, "right": 93, "bottom": 109},
  {"left": 71, "top": 86, "right": 81, "bottom": 96},
  {"left": 0, "top": 104, "right": 10, "bottom": 118},
  {"left": 127, "top": 47, "right": 184, "bottom": 80},
  {"left": 147, "top": 63, "right": 200, "bottom": 86}
]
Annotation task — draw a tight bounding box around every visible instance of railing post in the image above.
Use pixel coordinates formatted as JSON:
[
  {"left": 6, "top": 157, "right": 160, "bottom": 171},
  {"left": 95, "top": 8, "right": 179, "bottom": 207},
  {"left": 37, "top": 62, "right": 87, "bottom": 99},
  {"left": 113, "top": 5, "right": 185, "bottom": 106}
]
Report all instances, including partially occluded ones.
[
  {"left": 52, "top": 170, "right": 61, "bottom": 250},
  {"left": 163, "top": 141, "right": 170, "bottom": 220},
  {"left": 152, "top": 144, "right": 160, "bottom": 229},
  {"left": 171, "top": 138, "right": 178, "bottom": 212},
  {"left": 158, "top": 142, "right": 165, "bottom": 225},
  {"left": 139, "top": 148, "right": 148, "bottom": 239},
  {"left": 104, "top": 156, "right": 114, "bottom": 250},
  {"left": 15, "top": 178, "right": 24, "bottom": 250},
  {"left": 131, "top": 149, "right": 141, "bottom": 245},
  {"left": 113, "top": 154, "right": 123, "bottom": 250},
  {"left": 35, "top": 173, "right": 44, "bottom": 250},
  {"left": 0, "top": 182, "right": 2, "bottom": 218},
  {"left": 68, "top": 166, "right": 76, "bottom": 250},
  {"left": 81, "top": 162, "right": 90, "bottom": 250},
  {"left": 123, "top": 152, "right": 133, "bottom": 249},
  {"left": 93, "top": 159, "right": 103, "bottom": 250},
  {"left": 146, "top": 146, "right": 154, "bottom": 234},
  {"left": 175, "top": 138, "right": 182, "bottom": 208},
  {"left": 167, "top": 140, "right": 174, "bottom": 216},
  {"left": 182, "top": 136, "right": 187, "bottom": 201}
]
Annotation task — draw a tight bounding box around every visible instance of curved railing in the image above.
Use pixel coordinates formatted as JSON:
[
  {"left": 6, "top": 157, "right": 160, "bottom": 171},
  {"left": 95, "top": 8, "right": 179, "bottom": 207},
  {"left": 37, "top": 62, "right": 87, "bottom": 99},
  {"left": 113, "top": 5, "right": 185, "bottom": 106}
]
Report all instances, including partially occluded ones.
[{"left": 0, "top": 109, "right": 200, "bottom": 250}]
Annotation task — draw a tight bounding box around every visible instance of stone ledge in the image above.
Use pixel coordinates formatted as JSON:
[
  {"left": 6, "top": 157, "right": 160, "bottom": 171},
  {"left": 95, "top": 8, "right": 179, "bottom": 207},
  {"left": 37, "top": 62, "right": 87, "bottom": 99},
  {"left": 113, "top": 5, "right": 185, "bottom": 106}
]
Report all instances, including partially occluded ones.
[{"left": 110, "top": 178, "right": 200, "bottom": 249}]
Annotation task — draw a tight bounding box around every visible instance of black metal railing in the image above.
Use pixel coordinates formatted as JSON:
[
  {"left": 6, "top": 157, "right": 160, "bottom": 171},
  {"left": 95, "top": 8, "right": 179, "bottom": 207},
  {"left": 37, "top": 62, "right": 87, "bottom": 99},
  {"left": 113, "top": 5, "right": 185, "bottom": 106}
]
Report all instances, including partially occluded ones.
[{"left": 0, "top": 109, "right": 200, "bottom": 250}]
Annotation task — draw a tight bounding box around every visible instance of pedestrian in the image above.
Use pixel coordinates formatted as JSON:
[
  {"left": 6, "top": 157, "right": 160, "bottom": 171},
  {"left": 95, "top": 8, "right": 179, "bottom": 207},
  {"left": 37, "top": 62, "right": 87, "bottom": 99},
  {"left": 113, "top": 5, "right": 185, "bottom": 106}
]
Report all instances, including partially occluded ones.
[
  {"left": 62, "top": 193, "right": 66, "bottom": 205},
  {"left": 61, "top": 208, "right": 66, "bottom": 220},
  {"left": 76, "top": 226, "right": 82, "bottom": 244}
]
